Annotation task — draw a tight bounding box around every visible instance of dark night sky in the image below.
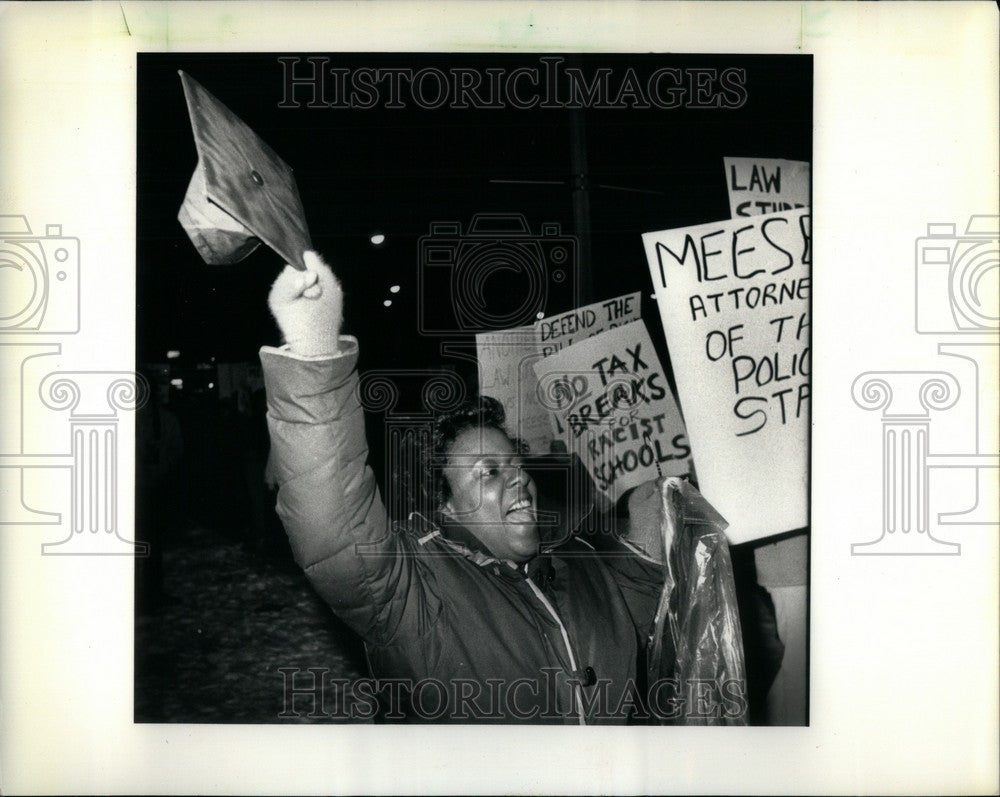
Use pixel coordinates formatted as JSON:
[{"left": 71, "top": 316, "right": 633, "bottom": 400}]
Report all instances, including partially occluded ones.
[{"left": 137, "top": 53, "right": 811, "bottom": 393}]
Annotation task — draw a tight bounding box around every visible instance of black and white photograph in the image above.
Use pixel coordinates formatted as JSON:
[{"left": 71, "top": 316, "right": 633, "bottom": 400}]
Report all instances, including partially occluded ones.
[
  {"left": 135, "top": 53, "right": 811, "bottom": 726},
  {"left": 1, "top": 3, "right": 997, "bottom": 793}
]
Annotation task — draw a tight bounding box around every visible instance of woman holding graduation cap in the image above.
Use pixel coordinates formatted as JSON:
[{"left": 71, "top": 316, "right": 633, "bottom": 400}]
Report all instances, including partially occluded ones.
[{"left": 176, "top": 71, "right": 745, "bottom": 724}]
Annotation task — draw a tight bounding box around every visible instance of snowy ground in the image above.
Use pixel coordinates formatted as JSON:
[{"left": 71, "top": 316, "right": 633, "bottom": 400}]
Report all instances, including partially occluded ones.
[{"left": 134, "top": 524, "right": 370, "bottom": 724}]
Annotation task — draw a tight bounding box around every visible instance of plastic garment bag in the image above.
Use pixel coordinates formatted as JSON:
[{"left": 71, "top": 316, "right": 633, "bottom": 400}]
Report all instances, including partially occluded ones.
[{"left": 645, "top": 477, "right": 748, "bottom": 725}]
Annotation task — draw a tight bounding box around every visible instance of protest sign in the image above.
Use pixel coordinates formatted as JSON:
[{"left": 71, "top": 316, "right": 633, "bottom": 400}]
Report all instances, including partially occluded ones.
[
  {"left": 723, "top": 157, "right": 810, "bottom": 218},
  {"left": 532, "top": 320, "right": 690, "bottom": 502},
  {"left": 535, "top": 292, "right": 642, "bottom": 357},
  {"left": 476, "top": 327, "right": 553, "bottom": 453},
  {"left": 535, "top": 292, "right": 643, "bottom": 445},
  {"left": 643, "top": 208, "right": 810, "bottom": 544}
]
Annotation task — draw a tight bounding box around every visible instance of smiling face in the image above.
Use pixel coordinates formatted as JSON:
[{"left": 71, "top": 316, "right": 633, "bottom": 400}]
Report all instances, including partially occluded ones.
[{"left": 440, "top": 425, "right": 540, "bottom": 563}]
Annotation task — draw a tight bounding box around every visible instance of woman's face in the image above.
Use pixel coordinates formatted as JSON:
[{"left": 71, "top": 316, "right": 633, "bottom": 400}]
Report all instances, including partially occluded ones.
[{"left": 441, "top": 425, "right": 540, "bottom": 563}]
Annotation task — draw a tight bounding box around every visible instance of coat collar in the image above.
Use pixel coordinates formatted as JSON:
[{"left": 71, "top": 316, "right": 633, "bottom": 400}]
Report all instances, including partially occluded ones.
[{"left": 409, "top": 511, "right": 557, "bottom": 583}]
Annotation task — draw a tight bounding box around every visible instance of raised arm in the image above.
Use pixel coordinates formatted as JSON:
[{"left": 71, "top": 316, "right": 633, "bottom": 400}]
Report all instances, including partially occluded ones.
[{"left": 261, "top": 252, "right": 440, "bottom": 645}]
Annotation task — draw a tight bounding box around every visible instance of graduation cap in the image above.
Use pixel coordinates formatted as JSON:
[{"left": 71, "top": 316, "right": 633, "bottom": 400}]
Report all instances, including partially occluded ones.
[{"left": 177, "top": 70, "right": 311, "bottom": 270}]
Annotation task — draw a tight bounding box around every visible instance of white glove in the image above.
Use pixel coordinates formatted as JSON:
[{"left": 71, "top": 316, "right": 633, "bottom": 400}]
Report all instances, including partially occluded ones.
[{"left": 267, "top": 250, "right": 344, "bottom": 357}]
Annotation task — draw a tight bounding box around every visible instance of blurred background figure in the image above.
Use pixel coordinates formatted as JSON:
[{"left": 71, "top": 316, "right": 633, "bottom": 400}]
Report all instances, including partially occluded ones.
[
  {"left": 238, "top": 384, "right": 289, "bottom": 558},
  {"left": 136, "top": 366, "right": 184, "bottom": 613}
]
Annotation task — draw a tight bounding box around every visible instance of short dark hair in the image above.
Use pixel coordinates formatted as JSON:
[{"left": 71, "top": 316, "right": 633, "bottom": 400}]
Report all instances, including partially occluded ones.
[{"left": 389, "top": 395, "right": 528, "bottom": 523}]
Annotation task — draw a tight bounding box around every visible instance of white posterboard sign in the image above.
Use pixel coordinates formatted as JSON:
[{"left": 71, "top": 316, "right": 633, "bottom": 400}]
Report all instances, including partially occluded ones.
[
  {"left": 643, "top": 208, "right": 810, "bottom": 544},
  {"left": 532, "top": 320, "right": 690, "bottom": 502},
  {"left": 535, "top": 291, "right": 642, "bottom": 357},
  {"left": 535, "top": 292, "right": 643, "bottom": 445},
  {"left": 476, "top": 327, "right": 553, "bottom": 453},
  {"left": 724, "top": 157, "right": 810, "bottom": 218}
]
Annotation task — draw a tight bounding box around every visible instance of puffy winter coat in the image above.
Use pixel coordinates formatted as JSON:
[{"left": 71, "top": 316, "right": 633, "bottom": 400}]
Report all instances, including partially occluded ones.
[{"left": 261, "top": 337, "right": 665, "bottom": 724}]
